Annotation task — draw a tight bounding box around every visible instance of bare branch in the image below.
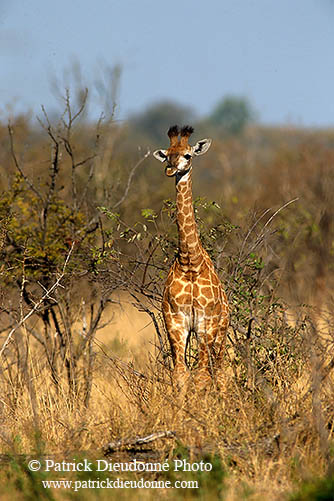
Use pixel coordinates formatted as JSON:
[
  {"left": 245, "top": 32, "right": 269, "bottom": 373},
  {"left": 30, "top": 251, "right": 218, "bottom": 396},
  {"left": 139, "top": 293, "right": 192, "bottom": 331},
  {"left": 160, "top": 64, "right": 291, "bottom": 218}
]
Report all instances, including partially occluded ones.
[
  {"left": 42, "top": 128, "right": 60, "bottom": 246},
  {"left": 7, "top": 123, "right": 43, "bottom": 202},
  {"left": 112, "top": 150, "right": 150, "bottom": 209},
  {"left": 0, "top": 244, "right": 74, "bottom": 358},
  {"left": 103, "top": 430, "right": 176, "bottom": 454},
  {"left": 250, "top": 197, "right": 299, "bottom": 253}
]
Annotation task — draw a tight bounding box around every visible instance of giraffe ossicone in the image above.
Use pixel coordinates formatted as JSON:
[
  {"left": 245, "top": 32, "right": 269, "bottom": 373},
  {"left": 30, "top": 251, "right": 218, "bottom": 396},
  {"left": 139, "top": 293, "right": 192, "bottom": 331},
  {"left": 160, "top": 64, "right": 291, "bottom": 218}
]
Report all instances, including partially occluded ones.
[{"left": 153, "top": 125, "right": 229, "bottom": 389}]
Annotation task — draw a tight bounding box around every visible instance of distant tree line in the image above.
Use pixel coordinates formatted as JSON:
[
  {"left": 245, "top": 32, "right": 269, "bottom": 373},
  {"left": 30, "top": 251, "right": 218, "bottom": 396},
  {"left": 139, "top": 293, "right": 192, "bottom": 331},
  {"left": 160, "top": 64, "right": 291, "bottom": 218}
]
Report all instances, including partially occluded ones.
[{"left": 129, "top": 95, "right": 257, "bottom": 143}]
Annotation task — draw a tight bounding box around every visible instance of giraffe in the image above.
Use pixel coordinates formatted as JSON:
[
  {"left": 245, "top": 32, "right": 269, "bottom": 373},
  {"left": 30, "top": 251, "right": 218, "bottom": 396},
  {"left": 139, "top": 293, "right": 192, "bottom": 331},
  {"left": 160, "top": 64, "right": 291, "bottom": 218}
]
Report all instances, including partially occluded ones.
[{"left": 153, "top": 125, "right": 229, "bottom": 389}]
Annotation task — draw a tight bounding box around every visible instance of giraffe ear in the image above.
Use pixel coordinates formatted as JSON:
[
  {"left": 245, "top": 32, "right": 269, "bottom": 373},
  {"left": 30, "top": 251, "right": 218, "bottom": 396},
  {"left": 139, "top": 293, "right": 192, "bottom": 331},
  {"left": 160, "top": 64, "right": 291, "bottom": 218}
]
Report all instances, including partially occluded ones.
[
  {"left": 192, "top": 138, "right": 212, "bottom": 156},
  {"left": 153, "top": 149, "right": 168, "bottom": 162}
]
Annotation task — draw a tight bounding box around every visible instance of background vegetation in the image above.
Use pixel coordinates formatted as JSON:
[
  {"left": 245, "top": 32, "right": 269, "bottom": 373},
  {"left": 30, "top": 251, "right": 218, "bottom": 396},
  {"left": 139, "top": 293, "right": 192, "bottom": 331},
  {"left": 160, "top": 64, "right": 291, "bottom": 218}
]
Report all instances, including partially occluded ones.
[{"left": 0, "top": 84, "right": 333, "bottom": 500}]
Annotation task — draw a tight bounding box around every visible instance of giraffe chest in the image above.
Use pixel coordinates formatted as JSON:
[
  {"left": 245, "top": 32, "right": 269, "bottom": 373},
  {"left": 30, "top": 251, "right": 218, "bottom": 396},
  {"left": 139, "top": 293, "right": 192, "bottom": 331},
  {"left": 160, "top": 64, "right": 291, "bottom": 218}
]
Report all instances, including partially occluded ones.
[{"left": 163, "top": 262, "right": 225, "bottom": 323}]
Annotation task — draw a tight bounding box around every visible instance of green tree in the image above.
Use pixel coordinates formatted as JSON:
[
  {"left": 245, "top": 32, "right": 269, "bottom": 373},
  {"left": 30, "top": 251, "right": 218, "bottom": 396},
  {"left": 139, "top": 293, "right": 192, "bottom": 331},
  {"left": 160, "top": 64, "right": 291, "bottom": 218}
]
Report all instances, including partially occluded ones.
[
  {"left": 130, "top": 100, "right": 195, "bottom": 143},
  {"left": 209, "top": 96, "right": 256, "bottom": 135}
]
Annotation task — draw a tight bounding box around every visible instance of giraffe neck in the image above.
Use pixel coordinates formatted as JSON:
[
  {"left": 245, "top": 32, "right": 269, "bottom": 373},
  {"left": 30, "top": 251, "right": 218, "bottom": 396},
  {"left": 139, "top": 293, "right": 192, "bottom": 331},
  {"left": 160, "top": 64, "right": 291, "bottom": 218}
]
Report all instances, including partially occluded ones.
[{"left": 175, "top": 171, "right": 204, "bottom": 271}]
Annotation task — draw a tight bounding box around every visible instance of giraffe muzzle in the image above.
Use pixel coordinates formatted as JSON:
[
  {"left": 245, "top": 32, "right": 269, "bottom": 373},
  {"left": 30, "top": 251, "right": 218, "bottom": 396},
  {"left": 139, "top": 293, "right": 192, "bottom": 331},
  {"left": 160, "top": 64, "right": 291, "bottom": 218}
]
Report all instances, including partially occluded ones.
[{"left": 165, "top": 166, "right": 178, "bottom": 177}]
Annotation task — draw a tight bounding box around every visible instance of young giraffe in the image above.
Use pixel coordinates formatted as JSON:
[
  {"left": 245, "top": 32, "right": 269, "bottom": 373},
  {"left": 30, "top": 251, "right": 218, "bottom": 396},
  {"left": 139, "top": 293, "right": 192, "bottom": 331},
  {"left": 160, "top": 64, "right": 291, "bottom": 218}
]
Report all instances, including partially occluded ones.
[{"left": 153, "top": 125, "right": 229, "bottom": 388}]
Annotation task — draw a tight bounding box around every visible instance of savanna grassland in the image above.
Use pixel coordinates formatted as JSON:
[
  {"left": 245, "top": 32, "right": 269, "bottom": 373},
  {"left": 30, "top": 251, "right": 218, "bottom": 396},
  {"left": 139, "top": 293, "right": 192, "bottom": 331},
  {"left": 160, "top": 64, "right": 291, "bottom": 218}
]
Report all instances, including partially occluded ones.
[{"left": 0, "top": 92, "right": 334, "bottom": 500}]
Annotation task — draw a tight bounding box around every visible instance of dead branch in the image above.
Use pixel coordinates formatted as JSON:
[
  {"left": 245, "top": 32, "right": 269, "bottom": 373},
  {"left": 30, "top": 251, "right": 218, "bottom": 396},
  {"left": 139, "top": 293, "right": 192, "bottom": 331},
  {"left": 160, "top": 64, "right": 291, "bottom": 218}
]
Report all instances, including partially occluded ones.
[
  {"left": 0, "top": 244, "right": 74, "bottom": 358},
  {"left": 112, "top": 150, "right": 150, "bottom": 209},
  {"left": 130, "top": 297, "right": 167, "bottom": 360},
  {"left": 233, "top": 198, "right": 299, "bottom": 282},
  {"left": 7, "top": 123, "right": 43, "bottom": 202},
  {"left": 103, "top": 430, "right": 176, "bottom": 455},
  {"left": 250, "top": 197, "right": 299, "bottom": 253}
]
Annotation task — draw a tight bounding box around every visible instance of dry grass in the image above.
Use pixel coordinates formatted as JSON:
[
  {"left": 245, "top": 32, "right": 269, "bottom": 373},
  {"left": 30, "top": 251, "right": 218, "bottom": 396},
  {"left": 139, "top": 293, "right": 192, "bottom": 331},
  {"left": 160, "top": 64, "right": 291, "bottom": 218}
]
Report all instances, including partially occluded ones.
[{"left": 0, "top": 300, "right": 333, "bottom": 500}]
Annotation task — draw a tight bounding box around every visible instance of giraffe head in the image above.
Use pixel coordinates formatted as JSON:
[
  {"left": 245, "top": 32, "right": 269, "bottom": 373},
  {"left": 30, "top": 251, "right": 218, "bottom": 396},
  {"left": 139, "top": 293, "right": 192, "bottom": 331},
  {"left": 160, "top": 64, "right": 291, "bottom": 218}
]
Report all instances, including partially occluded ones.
[{"left": 153, "top": 125, "right": 212, "bottom": 178}]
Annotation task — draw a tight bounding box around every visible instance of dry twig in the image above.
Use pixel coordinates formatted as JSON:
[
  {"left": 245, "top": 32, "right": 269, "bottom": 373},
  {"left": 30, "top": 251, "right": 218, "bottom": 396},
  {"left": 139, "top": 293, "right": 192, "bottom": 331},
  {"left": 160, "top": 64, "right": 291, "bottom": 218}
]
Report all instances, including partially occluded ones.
[
  {"left": 103, "top": 430, "right": 176, "bottom": 455},
  {"left": 0, "top": 244, "right": 74, "bottom": 358}
]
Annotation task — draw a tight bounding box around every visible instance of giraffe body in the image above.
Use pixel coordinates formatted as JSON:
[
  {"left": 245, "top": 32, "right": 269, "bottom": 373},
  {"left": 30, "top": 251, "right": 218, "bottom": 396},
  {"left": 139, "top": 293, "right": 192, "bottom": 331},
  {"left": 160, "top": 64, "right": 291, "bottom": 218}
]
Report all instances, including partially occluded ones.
[{"left": 153, "top": 126, "right": 229, "bottom": 388}]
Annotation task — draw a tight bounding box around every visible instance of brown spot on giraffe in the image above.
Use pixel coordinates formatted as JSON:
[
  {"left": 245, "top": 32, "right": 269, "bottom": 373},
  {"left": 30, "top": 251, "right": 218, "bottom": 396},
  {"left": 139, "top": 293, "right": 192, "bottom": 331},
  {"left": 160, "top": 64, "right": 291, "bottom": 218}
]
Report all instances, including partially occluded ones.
[{"left": 153, "top": 125, "right": 229, "bottom": 390}]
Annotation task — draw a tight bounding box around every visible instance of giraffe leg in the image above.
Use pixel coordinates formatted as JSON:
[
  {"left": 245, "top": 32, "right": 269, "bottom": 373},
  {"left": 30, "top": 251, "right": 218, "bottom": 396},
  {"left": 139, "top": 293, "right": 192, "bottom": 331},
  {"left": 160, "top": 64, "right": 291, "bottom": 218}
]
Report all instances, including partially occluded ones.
[
  {"left": 170, "top": 334, "right": 189, "bottom": 389},
  {"left": 194, "top": 318, "right": 217, "bottom": 389},
  {"left": 164, "top": 311, "right": 190, "bottom": 390},
  {"left": 196, "top": 341, "right": 213, "bottom": 388},
  {"left": 214, "top": 320, "right": 228, "bottom": 367},
  {"left": 212, "top": 325, "right": 228, "bottom": 390}
]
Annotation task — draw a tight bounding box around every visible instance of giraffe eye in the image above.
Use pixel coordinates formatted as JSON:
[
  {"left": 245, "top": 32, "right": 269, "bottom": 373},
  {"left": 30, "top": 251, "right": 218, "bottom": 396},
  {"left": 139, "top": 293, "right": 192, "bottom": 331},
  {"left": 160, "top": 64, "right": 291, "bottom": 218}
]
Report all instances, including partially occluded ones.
[{"left": 184, "top": 154, "right": 192, "bottom": 160}]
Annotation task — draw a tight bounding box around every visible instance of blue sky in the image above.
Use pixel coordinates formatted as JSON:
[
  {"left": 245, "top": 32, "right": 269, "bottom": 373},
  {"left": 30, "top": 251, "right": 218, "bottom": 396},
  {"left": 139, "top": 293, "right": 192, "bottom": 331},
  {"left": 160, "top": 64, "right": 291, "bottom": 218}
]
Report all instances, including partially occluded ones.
[{"left": 1, "top": 0, "right": 334, "bottom": 126}]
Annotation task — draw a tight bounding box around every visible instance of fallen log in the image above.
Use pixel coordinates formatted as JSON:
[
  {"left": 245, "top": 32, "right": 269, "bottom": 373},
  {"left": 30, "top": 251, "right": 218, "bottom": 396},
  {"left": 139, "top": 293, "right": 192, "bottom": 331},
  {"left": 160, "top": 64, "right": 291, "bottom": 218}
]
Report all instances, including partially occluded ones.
[{"left": 103, "top": 430, "right": 176, "bottom": 455}]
